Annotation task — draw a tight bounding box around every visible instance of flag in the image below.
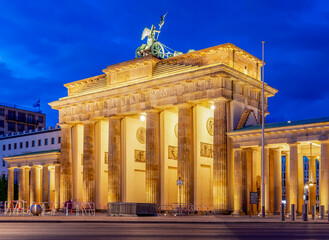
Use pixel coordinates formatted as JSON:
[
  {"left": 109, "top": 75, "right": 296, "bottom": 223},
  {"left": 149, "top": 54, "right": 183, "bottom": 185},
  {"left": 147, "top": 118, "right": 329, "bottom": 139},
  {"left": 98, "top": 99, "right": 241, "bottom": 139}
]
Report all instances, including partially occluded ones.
[{"left": 33, "top": 99, "right": 40, "bottom": 108}]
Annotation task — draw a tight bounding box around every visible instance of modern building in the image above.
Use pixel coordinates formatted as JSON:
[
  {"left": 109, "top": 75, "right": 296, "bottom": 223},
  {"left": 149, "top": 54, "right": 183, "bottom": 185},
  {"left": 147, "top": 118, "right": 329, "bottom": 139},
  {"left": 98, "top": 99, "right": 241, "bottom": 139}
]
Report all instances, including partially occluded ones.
[
  {"left": 0, "top": 103, "right": 45, "bottom": 136},
  {"left": 5, "top": 42, "right": 329, "bottom": 215}
]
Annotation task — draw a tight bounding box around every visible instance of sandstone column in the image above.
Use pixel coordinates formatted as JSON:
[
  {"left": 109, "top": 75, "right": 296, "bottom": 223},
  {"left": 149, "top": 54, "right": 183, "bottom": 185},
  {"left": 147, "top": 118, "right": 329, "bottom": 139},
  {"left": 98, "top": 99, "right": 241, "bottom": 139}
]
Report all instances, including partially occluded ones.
[
  {"left": 285, "top": 152, "right": 291, "bottom": 213},
  {"left": 18, "top": 167, "right": 26, "bottom": 201},
  {"left": 289, "top": 143, "right": 299, "bottom": 210},
  {"left": 7, "top": 168, "right": 14, "bottom": 201},
  {"left": 273, "top": 149, "right": 282, "bottom": 214},
  {"left": 83, "top": 121, "right": 96, "bottom": 203},
  {"left": 264, "top": 147, "right": 270, "bottom": 213},
  {"left": 309, "top": 155, "right": 316, "bottom": 213},
  {"left": 30, "top": 167, "right": 36, "bottom": 203},
  {"left": 24, "top": 168, "right": 30, "bottom": 203},
  {"left": 49, "top": 167, "right": 55, "bottom": 203},
  {"left": 55, "top": 165, "right": 61, "bottom": 208},
  {"left": 108, "top": 117, "right": 121, "bottom": 202},
  {"left": 60, "top": 124, "right": 73, "bottom": 204},
  {"left": 146, "top": 110, "right": 160, "bottom": 205},
  {"left": 233, "top": 148, "right": 243, "bottom": 214},
  {"left": 177, "top": 104, "right": 194, "bottom": 205},
  {"left": 320, "top": 140, "right": 329, "bottom": 213},
  {"left": 42, "top": 165, "right": 49, "bottom": 202},
  {"left": 213, "top": 98, "right": 229, "bottom": 213}
]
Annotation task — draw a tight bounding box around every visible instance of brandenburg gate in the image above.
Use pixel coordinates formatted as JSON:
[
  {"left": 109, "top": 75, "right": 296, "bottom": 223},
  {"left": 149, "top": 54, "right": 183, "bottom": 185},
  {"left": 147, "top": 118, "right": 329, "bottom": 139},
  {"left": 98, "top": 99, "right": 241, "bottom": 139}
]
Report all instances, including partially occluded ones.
[{"left": 49, "top": 43, "right": 277, "bottom": 212}]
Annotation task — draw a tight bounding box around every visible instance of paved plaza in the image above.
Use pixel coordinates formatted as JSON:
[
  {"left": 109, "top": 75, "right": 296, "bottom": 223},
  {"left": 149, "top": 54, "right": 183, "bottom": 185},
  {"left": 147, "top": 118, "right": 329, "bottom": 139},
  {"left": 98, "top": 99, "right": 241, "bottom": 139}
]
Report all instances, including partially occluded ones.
[{"left": 1, "top": 217, "right": 329, "bottom": 240}]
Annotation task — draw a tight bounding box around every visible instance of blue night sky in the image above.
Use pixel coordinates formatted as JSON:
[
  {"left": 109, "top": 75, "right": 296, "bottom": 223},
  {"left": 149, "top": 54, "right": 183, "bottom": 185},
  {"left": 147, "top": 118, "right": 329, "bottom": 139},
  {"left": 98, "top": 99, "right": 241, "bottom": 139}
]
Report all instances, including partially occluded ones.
[{"left": 0, "top": 0, "right": 328, "bottom": 127}]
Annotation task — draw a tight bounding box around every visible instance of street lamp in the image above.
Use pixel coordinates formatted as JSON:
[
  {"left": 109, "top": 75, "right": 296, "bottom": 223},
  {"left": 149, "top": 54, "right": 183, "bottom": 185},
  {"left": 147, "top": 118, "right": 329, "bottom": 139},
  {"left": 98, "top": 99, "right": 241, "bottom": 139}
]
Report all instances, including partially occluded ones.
[{"left": 177, "top": 177, "right": 183, "bottom": 216}]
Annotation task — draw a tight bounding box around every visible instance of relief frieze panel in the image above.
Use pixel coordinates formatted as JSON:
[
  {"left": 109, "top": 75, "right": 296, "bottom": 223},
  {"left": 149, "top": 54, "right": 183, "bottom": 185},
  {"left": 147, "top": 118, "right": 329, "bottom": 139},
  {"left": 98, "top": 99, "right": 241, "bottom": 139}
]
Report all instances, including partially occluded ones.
[
  {"left": 135, "top": 150, "right": 146, "bottom": 163},
  {"left": 168, "top": 145, "right": 178, "bottom": 160},
  {"left": 200, "top": 142, "right": 213, "bottom": 158}
]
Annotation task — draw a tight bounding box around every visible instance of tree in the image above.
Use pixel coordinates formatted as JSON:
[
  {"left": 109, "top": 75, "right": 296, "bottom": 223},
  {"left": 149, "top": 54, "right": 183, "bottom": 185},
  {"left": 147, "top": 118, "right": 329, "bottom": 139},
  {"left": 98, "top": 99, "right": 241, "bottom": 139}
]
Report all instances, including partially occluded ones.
[{"left": 0, "top": 175, "right": 7, "bottom": 201}]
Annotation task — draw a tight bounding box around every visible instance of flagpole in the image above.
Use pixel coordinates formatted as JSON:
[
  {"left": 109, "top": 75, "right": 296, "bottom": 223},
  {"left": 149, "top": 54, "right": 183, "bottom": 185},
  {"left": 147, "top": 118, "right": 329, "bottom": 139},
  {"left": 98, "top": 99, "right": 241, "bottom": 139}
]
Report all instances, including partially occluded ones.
[{"left": 261, "top": 41, "right": 265, "bottom": 218}]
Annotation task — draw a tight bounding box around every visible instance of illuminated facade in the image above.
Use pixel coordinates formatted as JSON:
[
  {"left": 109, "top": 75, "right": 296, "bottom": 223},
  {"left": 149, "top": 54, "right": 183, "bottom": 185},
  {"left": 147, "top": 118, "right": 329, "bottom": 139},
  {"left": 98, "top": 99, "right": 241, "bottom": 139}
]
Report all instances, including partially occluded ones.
[
  {"left": 10, "top": 43, "right": 328, "bottom": 215},
  {"left": 46, "top": 43, "right": 278, "bottom": 211}
]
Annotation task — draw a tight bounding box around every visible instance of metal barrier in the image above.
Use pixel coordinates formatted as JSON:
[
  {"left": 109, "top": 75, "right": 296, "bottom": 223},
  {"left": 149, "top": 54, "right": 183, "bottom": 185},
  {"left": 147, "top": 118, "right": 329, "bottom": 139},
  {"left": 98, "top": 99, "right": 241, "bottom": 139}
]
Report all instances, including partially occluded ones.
[
  {"left": 4, "top": 200, "right": 29, "bottom": 216},
  {"left": 3, "top": 201, "right": 96, "bottom": 217}
]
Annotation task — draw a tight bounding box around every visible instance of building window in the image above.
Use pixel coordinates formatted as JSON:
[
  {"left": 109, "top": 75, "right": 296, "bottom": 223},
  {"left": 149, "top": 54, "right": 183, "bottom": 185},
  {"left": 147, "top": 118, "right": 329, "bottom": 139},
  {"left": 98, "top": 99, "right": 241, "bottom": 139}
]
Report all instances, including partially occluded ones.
[
  {"left": 19, "top": 142, "right": 23, "bottom": 149},
  {"left": 58, "top": 137, "right": 61, "bottom": 144},
  {"left": 25, "top": 141, "right": 29, "bottom": 148},
  {"left": 44, "top": 138, "right": 48, "bottom": 145},
  {"left": 38, "top": 139, "right": 41, "bottom": 146},
  {"left": 2, "top": 160, "right": 5, "bottom": 167},
  {"left": 2, "top": 145, "right": 5, "bottom": 151},
  {"left": 14, "top": 143, "right": 17, "bottom": 149},
  {"left": 18, "top": 112, "right": 25, "bottom": 122},
  {"left": 0, "top": 131, "right": 4, "bottom": 136},
  {"left": 7, "top": 110, "right": 16, "bottom": 120},
  {"left": 28, "top": 125, "right": 34, "bottom": 131},
  {"left": 18, "top": 123, "right": 25, "bottom": 132},
  {"left": 32, "top": 140, "right": 35, "bottom": 147},
  {"left": 8, "top": 122, "right": 15, "bottom": 131},
  {"left": 27, "top": 114, "right": 35, "bottom": 124},
  {"left": 38, "top": 116, "right": 44, "bottom": 123},
  {"left": 0, "top": 120, "right": 4, "bottom": 128},
  {"left": 51, "top": 138, "right": 55, "bottom": 144},
  {"left": 8, "top": 144, "right": 11, "bottom": 150},
  {"left": 0, "top": 108, "right": 4, "bottom": 116}
]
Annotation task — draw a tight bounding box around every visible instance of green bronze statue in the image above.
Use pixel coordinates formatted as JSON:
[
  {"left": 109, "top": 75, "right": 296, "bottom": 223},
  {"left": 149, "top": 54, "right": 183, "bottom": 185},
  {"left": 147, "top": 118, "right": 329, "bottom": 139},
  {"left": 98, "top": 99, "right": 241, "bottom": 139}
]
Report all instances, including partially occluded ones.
[{"left": 135, "top": 13, "right": 195, "bottom": 59}]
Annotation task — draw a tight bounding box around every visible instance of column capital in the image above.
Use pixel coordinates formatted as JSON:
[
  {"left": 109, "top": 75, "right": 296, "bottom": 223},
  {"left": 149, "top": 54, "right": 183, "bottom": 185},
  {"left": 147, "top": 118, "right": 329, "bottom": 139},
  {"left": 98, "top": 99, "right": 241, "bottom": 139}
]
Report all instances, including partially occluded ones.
[
  {"left": 108, "top": 115, "right": 123, "bottom": 120},
  {"left": 146, "top": 108, "right": 162, "bottom": 114},
  {"left": 320, "top": 139, "right": 329, "bottom": 144},
  {"left": 81, "top": 120, "right": 97, "bottom": 125},
  {"left": 213, "top": 97, "right": 228, "bottom": 103},
  {"left": 288, "top": 142, "right": 300, "bottom": 147},
  {"left": 176, "top": 103, "right": 194, "bottom": 109},
  {"left": 59, "top": 123, "right": 74, "bottom": 128}
]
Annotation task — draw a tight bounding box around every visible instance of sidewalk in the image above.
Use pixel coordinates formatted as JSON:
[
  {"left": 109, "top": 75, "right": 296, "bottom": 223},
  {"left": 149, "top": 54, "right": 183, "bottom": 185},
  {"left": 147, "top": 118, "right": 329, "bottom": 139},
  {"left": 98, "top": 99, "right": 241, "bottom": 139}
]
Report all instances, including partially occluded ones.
[{"left": 0, "top": 214, "right": 328, "bottom": 224}]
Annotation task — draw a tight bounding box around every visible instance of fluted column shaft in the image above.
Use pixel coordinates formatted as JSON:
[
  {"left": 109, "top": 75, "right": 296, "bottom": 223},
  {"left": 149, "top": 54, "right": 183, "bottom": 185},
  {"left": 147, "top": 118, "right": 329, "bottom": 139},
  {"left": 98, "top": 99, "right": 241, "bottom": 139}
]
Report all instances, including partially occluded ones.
[
  {"left": 7, "top": 168, "right": 14, "bottom": 201},
  {"left": 177, "top": 105, "right": 194, "bottom": 205},
  {"left": 273, "top": 149, "right": 282, "bottom": 213},
  {"left": 108, "top": 117, "right": 121, "bottom": 202},
  {"left": 42, "top": 165, "right": 49, "bottom": 202},
  {"left": 233, "top": 148, "right": 242, "bottom": 214},
  {"left": 213, "top": 98, "right": 229, "bottom": 212},
  {"left": 30, "top": 167, "right": 36, "bottom": 203},
  {"left": 83, "top": 121, "right": 96, "bottom": 203},
  {"left": 309, "top": 156, "right": 316, "bottom": 212},
  {"left": 264, "top": 147, "right": 270, "bottom": 212},
  {"left": 289, "top": 143, "right": 299, "bottom": 208},
  {"left": 285, "top": 152, "right": 291, "bottom": 212},
  {"left": 60, "top": 124, "right": 73, "bottom": 204},
  {"left": 55, "top": 165, "right": 60, "bottom": 208},
  {"left": 146, "top": 110, "right": 160, "bottom": 205},
  {"left": 320, "top": 141, "right": 329, "bottom": 213},
  {"left": 18, "top": 168, "right": 26, "bottom": 201}
]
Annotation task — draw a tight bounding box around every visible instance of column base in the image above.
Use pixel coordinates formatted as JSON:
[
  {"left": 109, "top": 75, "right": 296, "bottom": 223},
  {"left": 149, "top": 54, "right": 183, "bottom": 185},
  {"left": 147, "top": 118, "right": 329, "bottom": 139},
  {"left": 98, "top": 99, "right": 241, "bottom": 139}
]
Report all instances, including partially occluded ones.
[
  {"left": 232, "top": 210, "right": 245, "bottom": 215},
  {"left": 214, "top": 209, "right": 233, "bottom": 215}
]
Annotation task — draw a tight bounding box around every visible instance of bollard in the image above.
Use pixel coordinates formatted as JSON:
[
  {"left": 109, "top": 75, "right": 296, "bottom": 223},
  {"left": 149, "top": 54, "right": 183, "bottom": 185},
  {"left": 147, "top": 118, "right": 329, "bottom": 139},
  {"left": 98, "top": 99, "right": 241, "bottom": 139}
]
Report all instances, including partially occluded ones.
[
  {"left": 291, "top": 204, "right": 296, "bottom": 221},
  {"left": 280, "top": 204, "right": 285, "bottom": 221},
  {"left": 302, "top": 204, "right": 308, "bottom": 221},
  {"left": 321, "top": 205, "right": 325, "bottom": 219},
  {"left": 312, "top": 205, "right": 316, "bottom": 220}
]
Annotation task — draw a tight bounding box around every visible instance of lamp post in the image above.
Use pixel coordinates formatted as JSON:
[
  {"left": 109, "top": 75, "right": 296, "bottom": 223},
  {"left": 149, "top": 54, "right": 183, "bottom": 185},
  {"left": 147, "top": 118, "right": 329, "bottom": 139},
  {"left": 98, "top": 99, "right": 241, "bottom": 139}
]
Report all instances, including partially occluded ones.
[
  {"left": 261, "top": 41, "right": 266, "bottom": 218},
  {"left": 177, "top": 177, "right": 183, "bottom": 216}
]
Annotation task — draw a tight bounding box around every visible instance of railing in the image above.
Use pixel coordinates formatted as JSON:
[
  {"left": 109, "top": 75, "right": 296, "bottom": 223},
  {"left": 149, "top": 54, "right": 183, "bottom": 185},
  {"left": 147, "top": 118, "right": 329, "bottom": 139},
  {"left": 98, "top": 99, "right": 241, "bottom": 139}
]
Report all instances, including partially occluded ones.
[
  {"left": 157, "top": 204, "right": 216, "bottom": 216},
  {"left": 0, "top": 102, "right": 42, "bottom": 113},
  {"left": 3, "top": 201, "right": 95, "bottom": 217}
]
